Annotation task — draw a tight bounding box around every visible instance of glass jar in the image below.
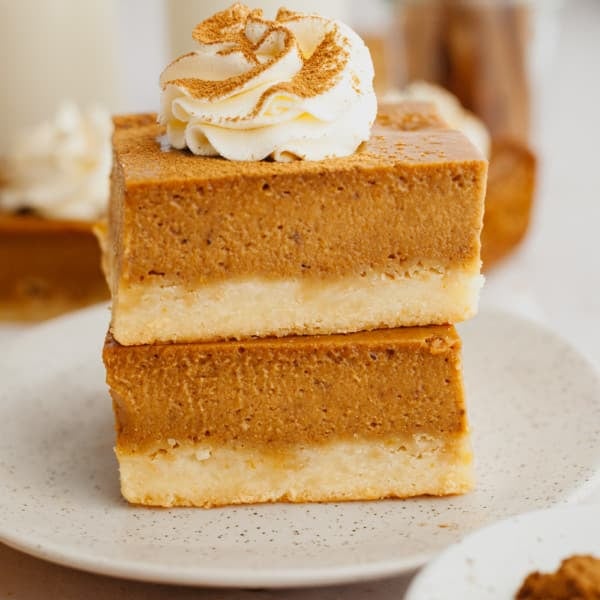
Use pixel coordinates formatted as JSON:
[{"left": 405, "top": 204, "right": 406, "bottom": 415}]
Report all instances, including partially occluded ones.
[{"left": 0, "top": 0, "right": 121, "bottom": 154}]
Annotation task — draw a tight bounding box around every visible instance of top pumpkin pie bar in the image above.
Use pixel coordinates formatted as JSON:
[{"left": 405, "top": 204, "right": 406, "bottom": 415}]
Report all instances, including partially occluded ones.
[{"left": 105, "top": 102, "right": 486, "bottom": 345}]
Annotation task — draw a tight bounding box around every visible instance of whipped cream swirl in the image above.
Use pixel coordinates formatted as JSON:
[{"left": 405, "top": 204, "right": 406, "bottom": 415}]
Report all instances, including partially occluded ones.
[
  {"left": 0, "top": 103, "right": 113, "bottom": 221},
  {"left": 159, "top": 3, "right": 377, "bottom": 162}
]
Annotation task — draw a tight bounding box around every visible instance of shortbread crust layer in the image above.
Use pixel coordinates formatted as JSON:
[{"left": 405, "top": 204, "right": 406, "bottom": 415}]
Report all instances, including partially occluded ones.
[
  {"left": 111, "top": 264, "right": 483, "bottom": 344},
  {"left": 117, "top": 435, "right": 474, "bottom": 508},
  {"left": 106, "top": 103, "right": 486, "bottom": 344}
]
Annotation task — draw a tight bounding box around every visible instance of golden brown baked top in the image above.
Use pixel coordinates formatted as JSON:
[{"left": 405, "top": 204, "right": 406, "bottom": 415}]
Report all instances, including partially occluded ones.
[
  {"left": 376, "top": 101, "right": 448, "bottom": 131},
  {"left": 516, "top": 555, "right": 600, "bottom": 600},
  {"left": 0, "top": 212, "right": 95, "bottom": 234},
  {"left": 104, "top": 324, "right": 468, "bottom": 450},
  {"left": 114, "top": 103, "right": 481, "bottom": 184},
  {"left": 108, "top": 102, "right": 487, "bottom": 287}
]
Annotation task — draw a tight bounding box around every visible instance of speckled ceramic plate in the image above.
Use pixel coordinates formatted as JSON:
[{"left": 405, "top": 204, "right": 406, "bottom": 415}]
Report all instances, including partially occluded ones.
[
  {"left": 405, "top": 504, "right": 600, "bottom": 599},
  {"left": 1, "top": 306, "right": 600, "bottom": 588}
]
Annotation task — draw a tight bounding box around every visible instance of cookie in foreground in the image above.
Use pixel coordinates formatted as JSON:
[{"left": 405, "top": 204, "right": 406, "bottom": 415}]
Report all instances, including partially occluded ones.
[{"left": 516, "top": 554, "right": 600, "bottom": 599}]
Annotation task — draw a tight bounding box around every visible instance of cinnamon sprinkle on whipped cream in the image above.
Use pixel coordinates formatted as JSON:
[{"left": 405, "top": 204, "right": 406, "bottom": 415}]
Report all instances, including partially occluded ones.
[{"left": 159, "top": 3, "right": 376, "bottom": 162}]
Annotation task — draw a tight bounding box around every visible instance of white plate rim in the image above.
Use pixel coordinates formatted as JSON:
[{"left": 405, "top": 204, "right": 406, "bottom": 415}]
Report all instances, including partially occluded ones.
[
  {"left": 1, "top": 305, "right": 600, "bottom": 588},
  {"left": 0, "top": 530, "right": 433, "bottom": 588}
]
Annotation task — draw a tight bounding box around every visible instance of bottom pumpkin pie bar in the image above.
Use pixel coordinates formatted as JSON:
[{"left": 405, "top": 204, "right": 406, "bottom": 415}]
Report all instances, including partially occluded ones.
[{"left": 103, "top": 325, "right": 473, "bottom": 508}]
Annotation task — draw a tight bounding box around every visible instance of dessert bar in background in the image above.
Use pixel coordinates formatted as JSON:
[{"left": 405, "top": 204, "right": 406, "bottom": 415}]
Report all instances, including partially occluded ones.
[
  {"left": 0, "top": 104, "right": 112, "bottom": 321},
  {"left": 482, "top": 139, "right": 536, "bottom": 269},
  {"left": 0, "top": 215, "right": 107, "bottom": 321}
]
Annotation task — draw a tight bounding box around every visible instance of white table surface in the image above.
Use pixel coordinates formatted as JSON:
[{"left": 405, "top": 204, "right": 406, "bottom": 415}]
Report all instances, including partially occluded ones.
[{"left": 1, "top": 1, "right": 599, "bottom": 597}]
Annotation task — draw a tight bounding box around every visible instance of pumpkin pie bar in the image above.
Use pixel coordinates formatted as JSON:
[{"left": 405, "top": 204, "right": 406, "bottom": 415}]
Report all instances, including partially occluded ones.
[
  {"left": 105, "top": 101, "right": 487, "bottom": 345},
  {"left": 0, "top": 103, "right": 113, "bottom": 321},
  {"left": 103, "top": 323, "right": 473, "bottom": 507},
  {"left": 0, "top": 213, "right": 108, "bottom": 321}
]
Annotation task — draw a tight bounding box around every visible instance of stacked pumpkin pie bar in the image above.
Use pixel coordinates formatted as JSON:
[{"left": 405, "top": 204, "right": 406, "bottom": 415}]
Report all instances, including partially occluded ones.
[{"left": 102, "top": 5, "right": 487, "bottom": 508}]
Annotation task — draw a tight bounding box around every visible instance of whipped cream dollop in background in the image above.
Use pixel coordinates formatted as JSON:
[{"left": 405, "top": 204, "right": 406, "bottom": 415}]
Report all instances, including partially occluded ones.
[
  {"left": 159, "top": 3, "right": 377, "bottom": 162},
  {"left": 0, "top": 103, "right": 113, "bottom": 221}
]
